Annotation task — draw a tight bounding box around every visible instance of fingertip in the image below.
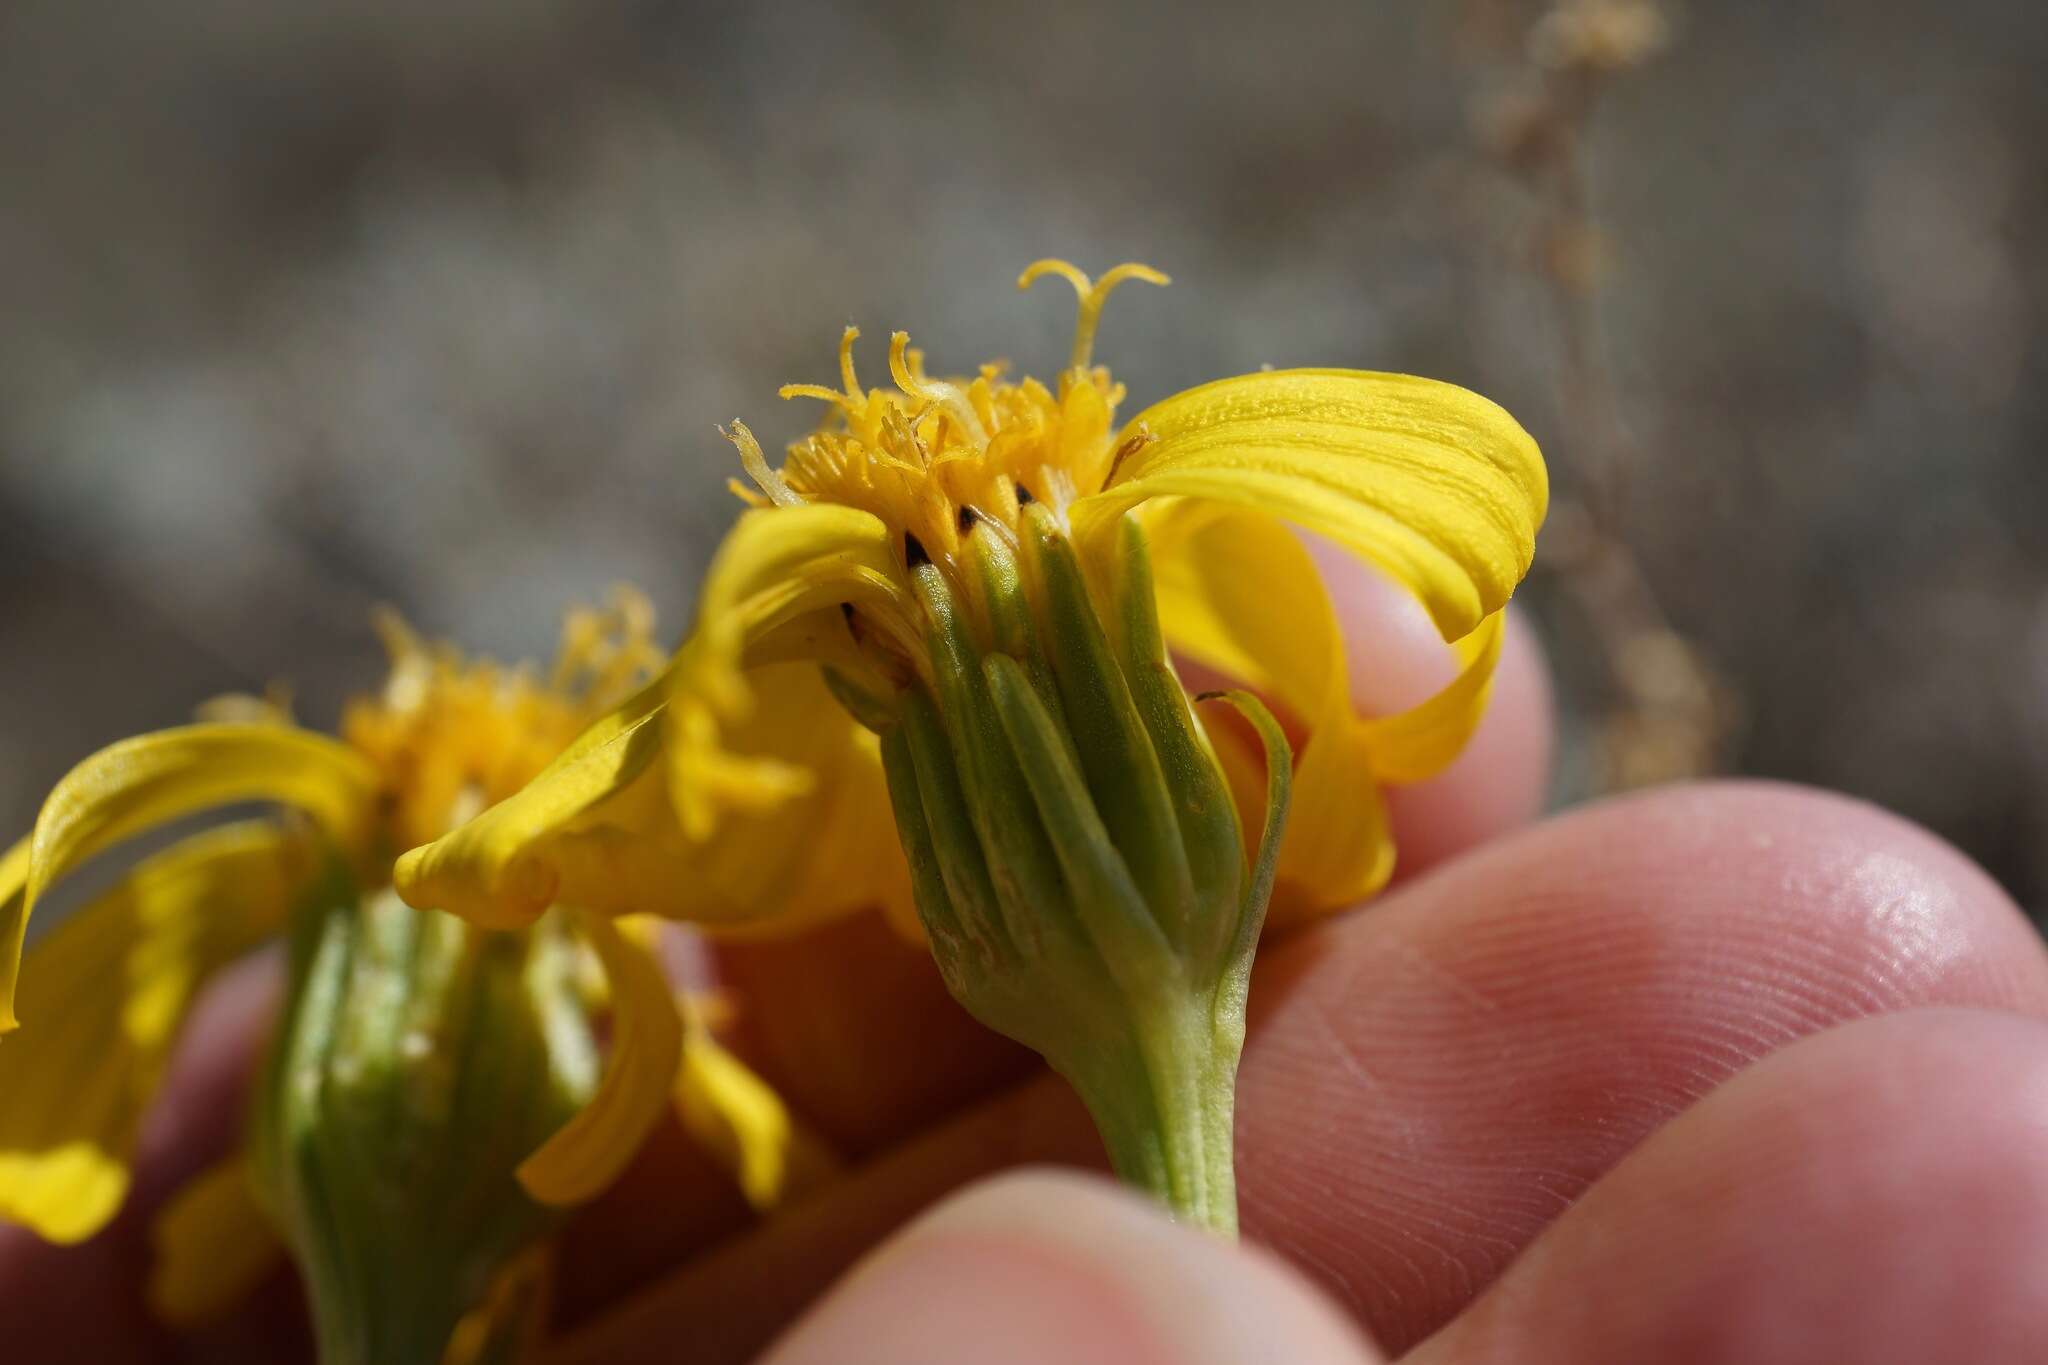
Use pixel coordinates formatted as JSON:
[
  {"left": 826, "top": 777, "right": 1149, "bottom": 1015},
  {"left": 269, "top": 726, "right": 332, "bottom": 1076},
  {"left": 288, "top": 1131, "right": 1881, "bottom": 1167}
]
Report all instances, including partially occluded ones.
[
  {"left": 1416, "top": 1009, "right": 2048, "bottom": 1364},
  {"left": 763, "top": 1170, "right": 1380, "bottom": 1365}
]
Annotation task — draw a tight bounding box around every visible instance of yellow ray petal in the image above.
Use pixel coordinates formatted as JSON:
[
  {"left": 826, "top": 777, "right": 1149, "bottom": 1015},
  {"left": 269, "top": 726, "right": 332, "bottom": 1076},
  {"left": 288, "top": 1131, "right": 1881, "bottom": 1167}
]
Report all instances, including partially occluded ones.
[
  {"left": 673, "top": 1005, "right": 840, "bottom": 1211},
  {"left": 516, "top": 911, "right": 681, "bottom": 1206},
  {"left": 3, "top": 724, "right": 377, "bottom": 1033},
  {"left": 553, "top": 662, "right": 910, "bottom": 930},
  {"left": 667, "top": 502, "right": 905, "bottom": 843},
  {"left": 1142, "top": 499, "right": 1337, "bottom": 725},
  {"left": 1073, "top": 368, "right": 1547, "bottom": 643},
  {"left": 147, "top": 1154, "right": 284, "bottom": 1326},
  {"left": 397, "top": 505, "right": 904, "bottom": 935},
  {"left": 1146, "top": 502, "right": 1485, "bottom": 921},
  {"left": 401, "top": 662, "right": 911, "bottom": 935},
  {"left": 1271, "top": 715, "right": 1394, "bottom": 925},
  {"left": 0, "top": 823, "right": 305, "bottom": 1242},
  {"left": 1360, "top": 609, "right": 1506, "bottom": 784},
  {"left": 393, "top": 672, "right": 672, "bottom": 929}
]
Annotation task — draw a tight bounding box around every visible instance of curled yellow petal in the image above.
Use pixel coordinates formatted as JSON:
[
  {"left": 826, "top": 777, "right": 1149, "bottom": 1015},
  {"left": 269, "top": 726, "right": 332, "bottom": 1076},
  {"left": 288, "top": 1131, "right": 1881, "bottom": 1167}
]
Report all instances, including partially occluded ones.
[
  {"left": 400, "top": 662, "right": 910, "bottom": 935},
  {"left": 634, "top": 661, "right": 908, "bottom": 930},
  {"left": 1142, "top": 501, "right": 1336, "bottom": 725},
  {"left": 1146, "top": 502, "right": 1458, "bottom": 921},
  {"left": 1074, "top": 368, "right": 1547, "bottom": 643},
  {"left": 1361, "top": 610, "right": 1505, "bottom": 784},
  {"left": 397, "top": 505, "right": 905, "bottom": 936},
  {"left": 516, "top": 912, "right": 681, "bottom": 1205},
  {"left": 673, "top": 1004, "right": 840, "bottom": 1211},
  {"left": 147, "top": 1154, "right": 284, "bottom": 1326},
  {"left": 667, "top": 502, "right": 905, "bottom": 843},
  {"left": 1271, "top": 716, "right": 1394, "bottom": 925},
  {"left": 394, "top": 672, "right": 671, "bottom": 929},
  {"left": 0, "top": 823, "right": 304, "bottom": 1242},
  {"left": 3, "top": 723, "right": 377, "bottom": 1033}
]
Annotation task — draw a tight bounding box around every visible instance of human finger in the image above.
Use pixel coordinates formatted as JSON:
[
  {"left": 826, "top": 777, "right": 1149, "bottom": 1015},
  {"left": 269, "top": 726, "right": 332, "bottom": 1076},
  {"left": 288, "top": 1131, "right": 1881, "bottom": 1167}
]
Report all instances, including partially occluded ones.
[
  {"left": 1411, "top": 1008, "right": 2048, "bottom": 1364},
  {"left": 552, "top": 782, "right": 2048, "bottom": 1360},
  {"left": 762, "top": 1170, "right": 1382, "bottom": 1365}
]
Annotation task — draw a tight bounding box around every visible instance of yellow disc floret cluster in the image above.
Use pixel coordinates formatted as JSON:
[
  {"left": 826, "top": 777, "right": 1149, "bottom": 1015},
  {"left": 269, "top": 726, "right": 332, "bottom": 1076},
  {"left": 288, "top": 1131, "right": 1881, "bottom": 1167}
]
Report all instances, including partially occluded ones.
[
  {"left": 343, "top": 588, "right": 663, "bottom": 852},
  {"left": 725, "top": 261, "right": 1169, "bottom": 577}
]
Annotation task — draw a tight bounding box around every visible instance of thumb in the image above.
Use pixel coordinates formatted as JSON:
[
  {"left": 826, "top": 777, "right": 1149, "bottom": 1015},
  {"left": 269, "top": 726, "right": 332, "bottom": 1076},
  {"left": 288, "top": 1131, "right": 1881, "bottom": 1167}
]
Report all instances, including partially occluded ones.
[{"left": 760, "top": 1169, "right": 1380, "bottom": 1365}]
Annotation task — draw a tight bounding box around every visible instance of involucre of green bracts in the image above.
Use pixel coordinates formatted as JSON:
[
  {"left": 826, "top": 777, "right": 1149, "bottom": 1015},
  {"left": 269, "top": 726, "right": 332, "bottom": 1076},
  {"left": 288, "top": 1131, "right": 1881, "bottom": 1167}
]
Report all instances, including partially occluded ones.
[
  {"left": 864, "top": 512, "right": 1291, "bottom": 1233},
  {"left": 251, "top": 860, "right": 598, "bottom": 1365}
]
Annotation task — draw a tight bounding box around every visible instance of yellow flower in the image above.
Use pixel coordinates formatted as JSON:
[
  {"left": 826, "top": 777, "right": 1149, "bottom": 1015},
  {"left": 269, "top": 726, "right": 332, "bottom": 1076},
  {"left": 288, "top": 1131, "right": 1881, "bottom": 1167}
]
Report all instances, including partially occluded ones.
[
  {"left": 397, "top": 262, "right": 1546, "bottom": 938},
  {"left": 0, "top": 592, "right": 830, "bottom": 1301},
  {"left": 394, "top": 262, "right": 1544, "bottom": 1231}
]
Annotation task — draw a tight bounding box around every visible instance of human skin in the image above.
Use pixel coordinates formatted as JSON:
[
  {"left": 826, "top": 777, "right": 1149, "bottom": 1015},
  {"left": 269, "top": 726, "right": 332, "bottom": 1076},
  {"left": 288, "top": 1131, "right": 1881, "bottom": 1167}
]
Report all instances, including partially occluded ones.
[{"left": 8, "top": 567, "right": 2047, "bottom": 1364}]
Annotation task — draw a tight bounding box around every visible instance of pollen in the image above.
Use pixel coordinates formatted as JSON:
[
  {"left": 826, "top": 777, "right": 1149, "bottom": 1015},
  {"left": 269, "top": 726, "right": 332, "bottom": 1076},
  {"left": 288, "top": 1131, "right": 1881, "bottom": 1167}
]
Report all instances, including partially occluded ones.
[{"left": 727, "top": 261, "right": 1168, "bottom": 577}]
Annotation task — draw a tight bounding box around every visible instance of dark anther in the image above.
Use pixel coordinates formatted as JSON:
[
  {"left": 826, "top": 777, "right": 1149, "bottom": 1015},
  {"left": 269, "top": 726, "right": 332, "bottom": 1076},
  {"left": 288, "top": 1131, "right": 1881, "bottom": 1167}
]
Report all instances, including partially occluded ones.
[
  {"left": 957, "top": 504, "right": 984, "bottom": 534},
  {"left": 904, "top": 532, "right": 931, "bottom": 567},
  {"left": 839, "top": 602, "right": 857, "bottom": 624},
  {"left": 1014, "top": 483, "right": 1035, "bottom": 505}
]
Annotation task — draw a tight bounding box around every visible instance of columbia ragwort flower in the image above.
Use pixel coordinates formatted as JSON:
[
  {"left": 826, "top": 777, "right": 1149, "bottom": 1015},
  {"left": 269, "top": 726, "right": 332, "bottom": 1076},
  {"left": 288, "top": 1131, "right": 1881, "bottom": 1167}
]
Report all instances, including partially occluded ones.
[
  {"left": 0, "top": 594, "right": 827, "bottom": 1359},
  {"left": 397, "top": 263, "right": 1547, "bottom": 1230}
]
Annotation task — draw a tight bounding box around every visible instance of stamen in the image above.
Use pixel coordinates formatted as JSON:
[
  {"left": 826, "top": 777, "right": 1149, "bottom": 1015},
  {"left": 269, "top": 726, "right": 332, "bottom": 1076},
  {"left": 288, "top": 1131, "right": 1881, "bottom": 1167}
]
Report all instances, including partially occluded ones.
[
  {"left": 904, "top": 532, "right": 931, "bottom": 567},
  {"left": 1014, "top": 482, "right": 1035, "bottom": 505},
  {"left": 723, "top": 420, "right": 802, "bottom": 508},
  {"left": 888, "top": 333, "right": 989, "bottom": 447},
  {"left": 880, "top": 404, "right": 929, "bottom": 469},
  {"left": 777, "top": 383, "right": 855, "bottom": 412},
  {"left": 838, "top": 326, "right": 863, "bottom": 401},
  {"left": 888, "top": 332, "right": 929, "bottom": 401},
  {"left": 957, "top": 504, "right": 983, "bottom": 535},
  {"left": 1016, "top": 258, "right": 1093, "bottom": 298},
  {"left": 370, "top": 606, "right": 423, "bottom": 668},
  {"left": 1018, "top": 258, "right": 1171, "bottom": 371}
]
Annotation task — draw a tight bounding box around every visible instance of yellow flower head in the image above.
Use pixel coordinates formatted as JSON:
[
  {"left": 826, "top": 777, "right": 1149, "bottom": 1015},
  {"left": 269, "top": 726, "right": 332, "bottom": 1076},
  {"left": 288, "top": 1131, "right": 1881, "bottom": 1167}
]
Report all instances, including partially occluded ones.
[
  {"left": 343, "top": 590, "right": 663, "bottom": 852},
  {"left": 0, "top": 593, "right": 825, "bottom": 1276},
  {"left": 398, "top": 261, "right": 1547, "bottom": 936},
  {"left": 394, "top": 260, "right": 1545, "bottom": 1232},
  {"left": 728, "top": 262, "right": 1168, "bottom": 556}
]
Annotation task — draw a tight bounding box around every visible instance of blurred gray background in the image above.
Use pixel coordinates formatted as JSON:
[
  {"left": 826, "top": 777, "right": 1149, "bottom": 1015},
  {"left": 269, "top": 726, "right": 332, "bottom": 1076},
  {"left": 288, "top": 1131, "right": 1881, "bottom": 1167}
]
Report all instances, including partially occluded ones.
[{"left": 3, "top": 1, "right": 2044, "bottom": 906}]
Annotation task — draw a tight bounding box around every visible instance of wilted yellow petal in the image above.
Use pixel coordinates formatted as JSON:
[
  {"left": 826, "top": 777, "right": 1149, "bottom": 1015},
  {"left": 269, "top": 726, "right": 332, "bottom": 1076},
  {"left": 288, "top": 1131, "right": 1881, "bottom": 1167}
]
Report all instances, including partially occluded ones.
[
  {"left": 147, "top": 1154, "right": 284, "bottom": 1326},
  {"left": 397, "top": 506, "right": 905, "bottom": 935},
  {"left": 1143, "top": 503, "right": 1394, "bottom": 920},
  {"left": 393, "top": 672, "right": 671, "bottom": 929},
  {"left": 0, "top": 823, "right": 304, "bottom": 1242},
  {"left": 585, "top": 662, "right": 908, "bottom": 930},
  {"left": 1361, "top": 610, "right": 1505, "bottom": 783},
  {"left": 404, "top": 662, "right": 911, "bottom": 935},
  {"left": 2, "top": 724, "right": 376, "bottom": 1033},
  {"left": 1270, "top": 716, "right": 1395, "bottom": 925},
  {"left": 1143, "top": 500, "right": 1336, "bottom": 724},
  {"left": 1074, "top": 369, "right": 1547, "bottom": 643},
  {"left": 667, "top": 502, "right": 905, "bottom": 843},
  {"left": 516, "top": 912, "right": 681, "bottom": 1205},
  {"left": 673, "top": 1007, "right": 840, "bottom": 1211}
]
